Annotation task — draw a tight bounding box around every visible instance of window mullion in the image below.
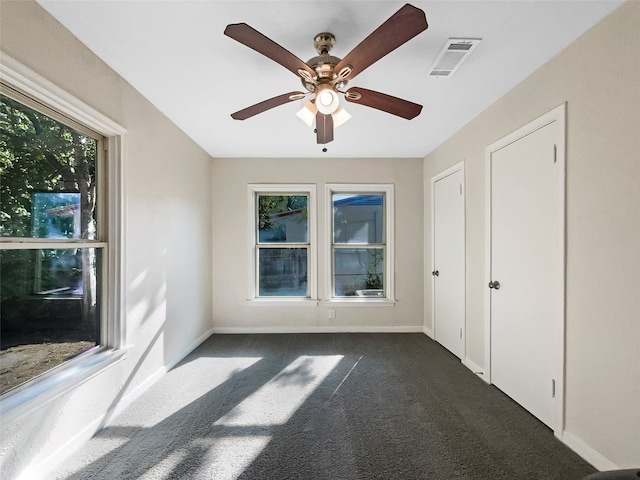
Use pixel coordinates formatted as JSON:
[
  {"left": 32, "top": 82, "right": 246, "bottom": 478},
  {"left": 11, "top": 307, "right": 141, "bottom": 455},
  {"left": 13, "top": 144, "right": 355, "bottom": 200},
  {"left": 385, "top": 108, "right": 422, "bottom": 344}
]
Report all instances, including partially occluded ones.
[{"left": 0, "top": 241, "right": 108, "bottom": 250}]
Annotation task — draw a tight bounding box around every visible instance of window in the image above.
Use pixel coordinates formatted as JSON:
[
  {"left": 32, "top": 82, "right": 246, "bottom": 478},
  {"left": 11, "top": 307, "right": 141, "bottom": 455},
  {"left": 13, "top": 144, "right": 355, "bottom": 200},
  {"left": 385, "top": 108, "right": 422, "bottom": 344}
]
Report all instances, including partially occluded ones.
[
  {"left": 0, "top": 55, "right": 125, "bottom": 416},
  {"left": 326, "top": 184, "right": 394, "bottom": 302},
  {"left": 249, "top": 185, "right": 316, "bottom": 301}
]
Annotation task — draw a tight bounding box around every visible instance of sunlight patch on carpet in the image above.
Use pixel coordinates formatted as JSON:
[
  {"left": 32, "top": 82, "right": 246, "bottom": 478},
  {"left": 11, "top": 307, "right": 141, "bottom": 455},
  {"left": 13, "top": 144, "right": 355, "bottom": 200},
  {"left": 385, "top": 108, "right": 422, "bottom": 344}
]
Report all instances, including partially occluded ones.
[
  {"left": 136, "top": 447, "right": 190, "bottom": 480},
  {"left": 195, "top": 436, "right": 272, "bottom": 479},
  {"left": 123, "top": 357, "right": 264, "bottom": 429},
  {"left": 214, "top": 355, "right": 343, "bottom": 427},
  {"left": 49, "top": 356, "right": 265, "bottom": 479},
  {"left": 201, "top": 355, "right": 343, "bottom": 479}
]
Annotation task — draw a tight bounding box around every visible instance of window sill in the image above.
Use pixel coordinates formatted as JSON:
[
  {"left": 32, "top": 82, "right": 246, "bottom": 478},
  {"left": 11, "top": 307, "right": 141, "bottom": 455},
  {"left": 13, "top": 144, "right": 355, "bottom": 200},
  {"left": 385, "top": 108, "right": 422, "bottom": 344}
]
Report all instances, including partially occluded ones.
[
  {"left": 0, "top": 346, "right": 130, "bottom": 425},
  {"left": 324, "top": 298, "right": 396, "bottom": 307},
  {"left": 247, "top": 298, "right": 320, "bottom": 307}
]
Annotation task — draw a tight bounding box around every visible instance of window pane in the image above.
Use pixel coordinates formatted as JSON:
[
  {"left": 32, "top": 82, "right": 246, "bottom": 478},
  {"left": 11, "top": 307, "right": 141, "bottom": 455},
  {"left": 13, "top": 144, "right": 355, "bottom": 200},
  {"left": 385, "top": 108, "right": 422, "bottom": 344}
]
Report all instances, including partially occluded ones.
[
  {"left": 0, "top": 94, "right": 98, "bottom": 239},
  {"left": 334, "top": 248, "right": 384, "bottom": 297},
  {"left": 0, "top": 248, "right": 102, "bottom": 394},
  {"left": 258, "top": 248, "right": 308, "bottom": 297},
  {"left": 257, "top": 194, "right": 308, "bottom": 243},
  {"left": 333, "top": 194, "right": 383, "bottom": 244}
]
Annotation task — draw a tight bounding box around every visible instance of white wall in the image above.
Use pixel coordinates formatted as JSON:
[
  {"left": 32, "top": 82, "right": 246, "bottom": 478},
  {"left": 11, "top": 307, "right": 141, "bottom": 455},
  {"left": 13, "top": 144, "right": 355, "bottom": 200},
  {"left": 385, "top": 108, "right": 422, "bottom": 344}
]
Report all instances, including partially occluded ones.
[
  {"left": 0, "top": 2, "right": 213, "bottom": 478},
  {"left": 212, "top": 157, "right": 424, "bottom": 332},
  {"left": 423, "top": 0, "right": 640, "bottom": 469}
]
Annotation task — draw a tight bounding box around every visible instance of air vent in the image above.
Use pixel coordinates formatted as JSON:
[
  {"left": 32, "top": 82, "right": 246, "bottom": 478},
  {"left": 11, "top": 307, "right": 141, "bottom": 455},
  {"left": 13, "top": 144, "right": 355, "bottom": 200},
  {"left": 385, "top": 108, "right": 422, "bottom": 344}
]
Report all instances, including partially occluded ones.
[{"left": 429, "top": 38, "right": 481, "bottom": 78}]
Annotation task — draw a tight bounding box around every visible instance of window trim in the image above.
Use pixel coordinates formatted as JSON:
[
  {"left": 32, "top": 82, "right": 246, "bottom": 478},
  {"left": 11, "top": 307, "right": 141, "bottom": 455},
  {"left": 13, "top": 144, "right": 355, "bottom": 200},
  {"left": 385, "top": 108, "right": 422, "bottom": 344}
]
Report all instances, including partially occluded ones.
[
  {"left": 0, "top": 53, "right": 128, "bottom": 423},
  {"left": 325, "top": 184, "right": 395, "bottom": 305},
  {"left": 247, "top": 184, "right": 317, "bottom": 303}
]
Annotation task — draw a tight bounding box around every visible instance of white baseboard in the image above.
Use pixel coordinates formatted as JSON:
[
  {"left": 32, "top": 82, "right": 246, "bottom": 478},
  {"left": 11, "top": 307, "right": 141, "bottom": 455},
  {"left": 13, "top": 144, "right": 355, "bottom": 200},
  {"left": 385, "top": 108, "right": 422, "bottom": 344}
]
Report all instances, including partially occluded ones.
[
  {"left": 561, "top": 431, "right": 619, "bottom": 471},
  {"left": 17, "top": 412, "right": 106, "bottom": 480},
  {"left": 22, "top": 326, "right": 216, "bottom": 480},
  {"left": 167, "top": 326, "right": 216, "bottom": 370},
  {"left": 211, "top": 325, "right": 424, "bottom": 334},
  {"left": 423, "top": 326, "right": 434, "bottom": 338},
  {"left": 105, "top": 365, "right": 167, "bottom": 424},
  {"left": 462, "top": 357, "right": 488, "bottom": 383}
]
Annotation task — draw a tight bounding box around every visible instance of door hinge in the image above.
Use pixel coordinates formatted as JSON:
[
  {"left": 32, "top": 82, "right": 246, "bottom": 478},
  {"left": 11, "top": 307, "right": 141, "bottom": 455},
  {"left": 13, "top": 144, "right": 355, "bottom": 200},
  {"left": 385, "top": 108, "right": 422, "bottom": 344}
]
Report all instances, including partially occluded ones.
[
  {"left": 551, "top": 378, "right": 556, "bottom": 398},
  {"left": 459, "top": 328, "right": 463, "bottom": 339},
  {"left": 553, "top": 144, "right": 557, "bottom": 164},
  {"left": 460, "top": 183, "right": 463, "bottom": 195}
]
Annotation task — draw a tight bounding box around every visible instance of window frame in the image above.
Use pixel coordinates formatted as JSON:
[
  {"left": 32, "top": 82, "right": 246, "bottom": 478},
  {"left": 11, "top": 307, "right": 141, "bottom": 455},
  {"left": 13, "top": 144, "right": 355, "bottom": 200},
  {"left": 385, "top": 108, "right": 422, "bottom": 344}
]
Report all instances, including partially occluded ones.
[
  {"left": 248, "top": 184, "right": 317, "bottom": 304},
  {"left": 0, "top": 53, "right": 127, "bottom": 423},
  {"left": 325, "top": 184, "right": 395, "bottom": 305}
]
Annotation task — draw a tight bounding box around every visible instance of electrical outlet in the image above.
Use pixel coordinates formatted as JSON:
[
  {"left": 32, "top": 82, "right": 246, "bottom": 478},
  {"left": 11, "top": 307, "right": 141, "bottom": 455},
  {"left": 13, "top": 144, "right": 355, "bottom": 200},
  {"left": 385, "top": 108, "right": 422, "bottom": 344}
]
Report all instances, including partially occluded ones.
[{"left": 329, "top": 309, "right": 336, "bottom": 319}]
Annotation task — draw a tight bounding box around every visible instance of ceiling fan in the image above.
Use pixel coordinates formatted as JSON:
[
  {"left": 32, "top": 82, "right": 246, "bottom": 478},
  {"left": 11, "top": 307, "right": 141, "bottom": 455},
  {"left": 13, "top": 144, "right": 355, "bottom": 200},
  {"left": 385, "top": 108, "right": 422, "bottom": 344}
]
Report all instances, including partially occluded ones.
[{"left": 224, "top": 3, "right": 428, "bottom": 145}]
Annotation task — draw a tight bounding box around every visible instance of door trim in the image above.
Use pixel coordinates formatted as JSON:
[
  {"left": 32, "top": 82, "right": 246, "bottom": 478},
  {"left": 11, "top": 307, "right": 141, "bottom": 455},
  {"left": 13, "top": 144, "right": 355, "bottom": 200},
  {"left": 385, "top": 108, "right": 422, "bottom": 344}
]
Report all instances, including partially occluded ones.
[
  {"left": 430, "top": 160, "right": 466, "bottom": 358},
  {"left": 484, "top": 103, "right": 566, "bottom": 436}
]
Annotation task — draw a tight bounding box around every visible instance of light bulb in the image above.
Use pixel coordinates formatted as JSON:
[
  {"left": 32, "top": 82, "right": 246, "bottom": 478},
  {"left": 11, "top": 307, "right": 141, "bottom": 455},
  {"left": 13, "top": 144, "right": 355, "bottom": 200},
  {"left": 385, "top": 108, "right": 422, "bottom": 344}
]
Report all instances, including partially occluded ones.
[
  {"left": 319, "top": 91, "right": 334, "bottom": 106},
  {"left": 315, "top": 85, "right": 340, "bottom": 115}
]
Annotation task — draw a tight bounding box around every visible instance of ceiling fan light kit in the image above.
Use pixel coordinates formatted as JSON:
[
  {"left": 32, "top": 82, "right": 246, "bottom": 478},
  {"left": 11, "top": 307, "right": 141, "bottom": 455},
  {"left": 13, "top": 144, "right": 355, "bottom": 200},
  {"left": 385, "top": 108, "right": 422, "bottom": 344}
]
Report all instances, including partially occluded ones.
[
  {"left": 224, "top": 3, "right": 428, "bottom": 145},
  {"left": 331, "top": 106, "right": 352, "bottom": 128},
  {"left": 296, "top": 101, "right": 317, "bottom": 127},
  {"left": 297, "top": 100, "right": 352, "bottom": 130}
]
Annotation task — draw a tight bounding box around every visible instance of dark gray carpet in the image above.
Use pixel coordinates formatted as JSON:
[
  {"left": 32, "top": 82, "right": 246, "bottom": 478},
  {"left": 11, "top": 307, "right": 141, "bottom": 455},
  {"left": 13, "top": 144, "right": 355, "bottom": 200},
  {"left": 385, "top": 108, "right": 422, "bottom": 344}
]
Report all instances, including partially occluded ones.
[{"left": 52, "top": 333, "right": 596, "bottom": 479}]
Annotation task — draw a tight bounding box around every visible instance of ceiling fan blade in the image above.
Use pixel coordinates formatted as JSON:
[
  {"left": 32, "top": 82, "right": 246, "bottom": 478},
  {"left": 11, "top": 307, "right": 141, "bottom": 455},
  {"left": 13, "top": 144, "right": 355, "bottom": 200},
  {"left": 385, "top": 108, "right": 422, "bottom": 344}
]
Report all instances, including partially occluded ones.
[
  {"left": 231, "top": 91, "right": 306, "bottom": 120},
  {"left": 345, "top": 87, "right": 423, "bottom": 120},
  {"left": 335, "top": 4, "right": 427, "bottom": 80},
  {"left": 316, "top": 112, "right": 334, "bottom": 144},
  {"left": 224, "top": 23, "right": 316, "bottom": 78}
]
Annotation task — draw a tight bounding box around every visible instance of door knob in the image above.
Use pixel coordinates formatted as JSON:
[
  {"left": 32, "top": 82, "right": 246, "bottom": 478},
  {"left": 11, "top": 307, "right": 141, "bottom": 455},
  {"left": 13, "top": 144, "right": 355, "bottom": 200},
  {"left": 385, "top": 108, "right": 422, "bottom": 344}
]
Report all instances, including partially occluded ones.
[
  {"left": 432, "top": 270, "right": 439, "bottom": 276},
  {"left": 488, "top": 280, "right": 500, "bottom": 290}
]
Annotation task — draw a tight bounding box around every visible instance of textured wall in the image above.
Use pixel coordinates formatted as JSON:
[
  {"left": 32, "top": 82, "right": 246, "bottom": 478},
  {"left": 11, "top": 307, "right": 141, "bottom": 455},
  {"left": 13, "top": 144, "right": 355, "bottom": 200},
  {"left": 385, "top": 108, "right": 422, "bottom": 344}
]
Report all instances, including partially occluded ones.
[
  {"left": 0, "top": 2, "right": 213, "bottom": 478},
  {"left": 423, "top": 0, "right": 640, "bottom": 469}
]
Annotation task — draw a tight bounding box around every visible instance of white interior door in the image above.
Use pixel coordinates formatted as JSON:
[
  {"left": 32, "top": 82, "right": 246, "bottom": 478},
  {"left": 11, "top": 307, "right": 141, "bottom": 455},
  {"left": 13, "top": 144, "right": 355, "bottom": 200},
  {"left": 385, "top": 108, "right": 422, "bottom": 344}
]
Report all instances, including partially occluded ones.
[
  {"left": 432, "top": 165, "right": 465, "bottom": 359},
  {"left": 488, "top": 110, "right": 564, "bottom": 430}
]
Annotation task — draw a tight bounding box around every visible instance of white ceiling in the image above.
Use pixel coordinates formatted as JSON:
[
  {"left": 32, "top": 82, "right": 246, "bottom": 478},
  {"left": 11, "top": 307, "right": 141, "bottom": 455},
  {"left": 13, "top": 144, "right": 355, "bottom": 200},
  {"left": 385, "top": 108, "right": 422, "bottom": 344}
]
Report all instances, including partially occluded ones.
[{"left": 37, "top": 0, "right": 622, "bottom": 158}]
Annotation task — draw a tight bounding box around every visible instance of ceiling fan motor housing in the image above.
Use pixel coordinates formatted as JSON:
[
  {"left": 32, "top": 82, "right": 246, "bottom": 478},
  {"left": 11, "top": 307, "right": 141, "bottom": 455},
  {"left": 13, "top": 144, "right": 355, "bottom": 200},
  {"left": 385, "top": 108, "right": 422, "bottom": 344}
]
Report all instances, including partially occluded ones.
[
  {"left": 303, "top": 33, "right": 344, "bottom": 93},
  {"left": 302, "top": 54, "right": 344, "bottom": 92}
]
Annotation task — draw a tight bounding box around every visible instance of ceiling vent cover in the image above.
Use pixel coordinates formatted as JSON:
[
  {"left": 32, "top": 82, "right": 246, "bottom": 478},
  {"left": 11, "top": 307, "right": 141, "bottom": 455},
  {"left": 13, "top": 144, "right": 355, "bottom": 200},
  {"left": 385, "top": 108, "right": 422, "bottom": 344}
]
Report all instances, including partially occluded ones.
[{"left": 429, "top": 38, "right": 481, "bottom": 77}]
